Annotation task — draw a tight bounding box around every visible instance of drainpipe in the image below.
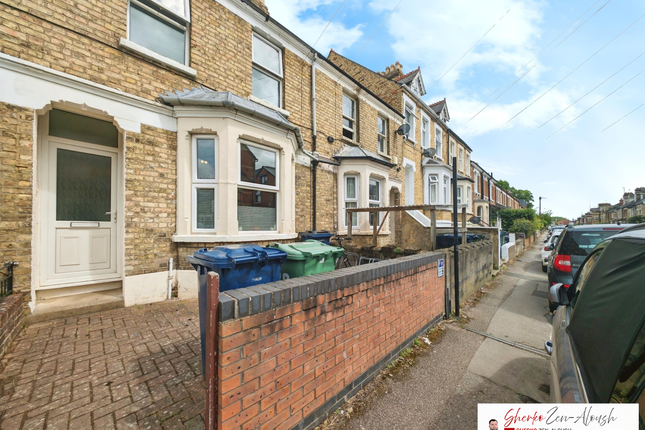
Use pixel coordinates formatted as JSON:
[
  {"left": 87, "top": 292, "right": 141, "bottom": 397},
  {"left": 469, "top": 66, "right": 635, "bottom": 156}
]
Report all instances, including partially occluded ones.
[
  {"left": 168, "top": 258, "right": 173, "bottom": 300},
  {"left": 311, "top": 53, "right": 318, "bottom": 232}
]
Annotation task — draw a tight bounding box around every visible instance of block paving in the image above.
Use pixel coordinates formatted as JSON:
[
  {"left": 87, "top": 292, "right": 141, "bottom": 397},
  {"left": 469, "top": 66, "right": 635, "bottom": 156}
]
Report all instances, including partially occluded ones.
[{"left": 0, "top": 299, "right": 205, "bottom": 430}]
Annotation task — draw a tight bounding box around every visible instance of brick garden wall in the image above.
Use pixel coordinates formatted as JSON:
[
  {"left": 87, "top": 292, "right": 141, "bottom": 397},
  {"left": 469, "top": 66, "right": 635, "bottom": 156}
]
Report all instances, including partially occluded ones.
[
  {"left": 0, "top": 293, "right": 24, "bottom": 361},
  {"left": 444, "top": 240, "right": 494, "bottom": 314},
  {"left": 215, "top": 252, "right": 444, "bottom": 430}
]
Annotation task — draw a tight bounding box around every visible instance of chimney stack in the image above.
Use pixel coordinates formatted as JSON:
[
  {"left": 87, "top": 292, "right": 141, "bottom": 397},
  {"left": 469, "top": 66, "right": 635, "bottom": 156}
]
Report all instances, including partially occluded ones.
[{"left": 379, "top": 61, "right": 404, "bottom": 79}]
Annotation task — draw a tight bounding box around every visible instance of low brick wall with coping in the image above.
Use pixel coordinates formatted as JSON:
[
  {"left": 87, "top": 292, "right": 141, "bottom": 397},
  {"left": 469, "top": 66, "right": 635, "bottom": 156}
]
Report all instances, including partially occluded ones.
[
  {"left": 214, "top": 252, "right": 445, "bottom": 430},
  {"left": 0, "top": 293, "right": 24, "bottom": 363}
]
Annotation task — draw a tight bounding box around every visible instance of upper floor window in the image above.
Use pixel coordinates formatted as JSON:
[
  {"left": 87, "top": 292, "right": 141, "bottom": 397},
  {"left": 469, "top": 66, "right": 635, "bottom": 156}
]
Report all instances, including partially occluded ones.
[
  {"left": 458, "top": 148, "right": 464, "bottom": 171},
  {"left": 342, "top": 94, "right": 356, "bottom": 140},
  {"left": 421, "top": 117, "right": 430, "bottom": 148},
  {"left": 449, "top": 140, "right": 455, "bottom": 164},
  {"left": 129, "top": 0, "right": 190, "bottom": 64},
  {"left": 238, "top": 142, "right": 278, "bottom": 231},
  {"left": 434, "top": 125, "right": 443, "bottom": 159},
  {"left": 252, "top": 34, "right": 283, "bottom": 108},
  {"left": 192, "top": 136, "right": 217, "bottom": 232},
  {"left": 377, "top": 116, "right": 388, "bottom": 154},
  {"left": 475, "top": 172, "right": 480, "bottom": 195},
  {"left": 404, "top": 103, "right": 415, "bottom": 141},
  {"left": 465, "top": 153, "right": 470, "bottom": 174}
]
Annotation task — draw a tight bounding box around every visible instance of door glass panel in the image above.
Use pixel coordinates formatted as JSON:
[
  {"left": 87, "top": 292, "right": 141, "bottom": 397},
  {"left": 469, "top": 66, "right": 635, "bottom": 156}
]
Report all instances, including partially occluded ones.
[
  {"left": 49, "top": 109, "right": 118, "bottom": 148},
  {"left": 56, "top": 149, "right": 111, "bottom": 221}
]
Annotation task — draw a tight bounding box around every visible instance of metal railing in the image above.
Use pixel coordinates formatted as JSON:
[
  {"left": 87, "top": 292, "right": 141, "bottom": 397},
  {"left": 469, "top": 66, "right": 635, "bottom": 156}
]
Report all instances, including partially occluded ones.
[{"left": 1, "top": 262, "right": 17, "bottom": 298}]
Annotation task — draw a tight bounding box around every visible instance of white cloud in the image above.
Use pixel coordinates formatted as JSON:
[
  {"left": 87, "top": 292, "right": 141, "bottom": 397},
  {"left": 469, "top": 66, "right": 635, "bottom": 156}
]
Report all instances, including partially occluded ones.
[{"left": 264, "top": 0, "right": 363, "bottom": 54}]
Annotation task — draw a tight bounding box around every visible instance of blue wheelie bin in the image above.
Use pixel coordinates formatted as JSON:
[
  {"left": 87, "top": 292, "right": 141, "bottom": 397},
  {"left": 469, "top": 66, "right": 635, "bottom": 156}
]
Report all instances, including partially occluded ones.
[
  {"left": 188, "top": 245, "right": 287, "bottom": 375},
  {"left": 298, "top": 231, "right": 334, "bottom": 245}
]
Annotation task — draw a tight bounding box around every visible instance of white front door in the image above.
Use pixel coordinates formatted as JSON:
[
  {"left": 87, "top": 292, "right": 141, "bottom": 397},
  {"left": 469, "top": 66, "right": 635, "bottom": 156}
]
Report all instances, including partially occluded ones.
[{"left": 39, "top": 112, "right": 121, "bottom": 289}]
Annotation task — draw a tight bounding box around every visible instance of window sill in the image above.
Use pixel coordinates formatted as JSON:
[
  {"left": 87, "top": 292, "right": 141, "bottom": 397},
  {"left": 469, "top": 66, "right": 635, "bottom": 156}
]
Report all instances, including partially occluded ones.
[
  {"left": 377, "top": 151, "right": 391, "bottom": 159},
  {"left": 173, "top": 233, "right": 298, "bottom": 243},
  {"left": 248, "top": 95, "right": 290, "bottom": 117},
  {"left": 341, "top": 137, "right": 359, "bottom": 146},
  {"left": 405, "top": 138, "right": 417, "bottom": 145},
  {"left": 119, "top": 38, "right": 197, "bottom": 77}
]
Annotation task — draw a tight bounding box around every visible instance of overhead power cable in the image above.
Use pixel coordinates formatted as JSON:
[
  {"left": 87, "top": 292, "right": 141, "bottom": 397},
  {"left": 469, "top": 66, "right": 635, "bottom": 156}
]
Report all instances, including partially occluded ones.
[
  {"left": 537, "top": 52, "right": 644, "bottom": 129},
  {"left": 358, "top": 0, "right": 405, "bottom": 55},
  {"left": 469, "top": 0, "right": 610, "bottom": 117},
  {"left": 427, "top": 8, "right": 511, "bottom": 90},
  {"left": 547, "top": 69, "right": 644, "bottom": 138},
  {"left": 311, "top": 0, "right": 348, "bottom": 50},
  {"left": 550, "top": 0, "right": 612, "bottom": 51},
  {"left": 505, "top": 12, "right": 645, "bottom": 126},
  {"left": 596, "top": 103, "right": 644, "bottom": 135}
]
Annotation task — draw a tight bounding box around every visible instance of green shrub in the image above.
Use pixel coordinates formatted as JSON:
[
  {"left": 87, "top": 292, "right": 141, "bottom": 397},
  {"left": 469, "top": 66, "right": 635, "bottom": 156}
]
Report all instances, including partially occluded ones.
[
  {"left": 509, "top": 218, "right": 537, "bottom": 236},
  {"left": 499, "top": 208, "right": 537, "bottom": 230},
  {"left": 627, "top": 215, "right": 645, "bottom": 224}
]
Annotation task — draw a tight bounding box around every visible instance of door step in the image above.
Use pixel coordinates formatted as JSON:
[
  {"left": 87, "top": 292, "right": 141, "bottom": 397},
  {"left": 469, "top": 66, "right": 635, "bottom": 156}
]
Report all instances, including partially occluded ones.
[{"left": 27, "top": 288, "right": 124, "bottom": 324}]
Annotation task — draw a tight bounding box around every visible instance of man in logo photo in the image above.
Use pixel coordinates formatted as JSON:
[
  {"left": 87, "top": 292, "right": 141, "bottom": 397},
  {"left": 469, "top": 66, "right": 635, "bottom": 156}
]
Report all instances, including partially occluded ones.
[{"left": 489, "top": 418, "right": 499, "bottom": 430}]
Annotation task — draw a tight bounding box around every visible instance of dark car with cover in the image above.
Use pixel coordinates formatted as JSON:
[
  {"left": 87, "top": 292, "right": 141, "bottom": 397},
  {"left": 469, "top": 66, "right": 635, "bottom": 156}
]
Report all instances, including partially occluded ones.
[
  {"left": 545, "top": 224, "right": 645, "bottom": 428},
  {"left": 547, "top": 224, "right": 630, "bottom": 288}
]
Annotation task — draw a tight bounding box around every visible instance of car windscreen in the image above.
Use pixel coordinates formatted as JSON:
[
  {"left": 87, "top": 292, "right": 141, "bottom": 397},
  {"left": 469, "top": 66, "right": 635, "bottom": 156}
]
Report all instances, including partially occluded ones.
[{"left": 561, "top": 229, "right": 624, "bottom": 256}]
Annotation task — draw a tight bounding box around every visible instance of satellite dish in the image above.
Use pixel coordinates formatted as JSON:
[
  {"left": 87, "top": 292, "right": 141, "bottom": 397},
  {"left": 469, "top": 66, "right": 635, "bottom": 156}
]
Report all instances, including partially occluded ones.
[
  {"left": 396, "top": 123, "right": 411, "bottom": 136},
  {"left": 422, "top": 147, "right": 436, "bottom": 158},
  {"left": 469, "top": 216, "right": 482, "bottom": 224}
]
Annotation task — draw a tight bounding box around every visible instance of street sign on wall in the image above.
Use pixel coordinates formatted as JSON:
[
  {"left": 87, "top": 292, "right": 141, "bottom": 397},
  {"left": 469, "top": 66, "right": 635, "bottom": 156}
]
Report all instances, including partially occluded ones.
[{"left": 438, "top": 259, "right": 444, "bottom": 277}]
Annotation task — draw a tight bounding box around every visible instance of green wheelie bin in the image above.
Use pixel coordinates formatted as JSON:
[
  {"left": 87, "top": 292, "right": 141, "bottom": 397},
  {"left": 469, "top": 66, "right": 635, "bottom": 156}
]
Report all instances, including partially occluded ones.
[{"left": 268, "top": 240, "right": 344, "bottom": 279}]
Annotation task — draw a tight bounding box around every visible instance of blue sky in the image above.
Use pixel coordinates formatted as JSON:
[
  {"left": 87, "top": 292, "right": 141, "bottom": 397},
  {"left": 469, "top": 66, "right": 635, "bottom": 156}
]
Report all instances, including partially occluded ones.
[{"left": 265, "top": 0, "right": 645, "bottom": 220}]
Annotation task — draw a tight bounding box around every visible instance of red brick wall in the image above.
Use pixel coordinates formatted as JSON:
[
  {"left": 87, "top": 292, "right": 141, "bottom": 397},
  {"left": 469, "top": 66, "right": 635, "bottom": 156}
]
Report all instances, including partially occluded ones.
[
  {"left": 216, "top": 253, "right": 444, "bottom": 430},
  {"left": 0, "top": 293, "right": 24, "bottom": 360}
]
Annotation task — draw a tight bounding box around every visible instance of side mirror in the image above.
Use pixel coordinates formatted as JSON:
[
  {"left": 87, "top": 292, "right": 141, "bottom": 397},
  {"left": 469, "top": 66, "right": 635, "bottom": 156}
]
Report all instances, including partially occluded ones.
[
  {"left": 548, "top": 283, "right": 570, "bottom": 309},
  {"left": 549, "top": 243, "right": 555, "bottom": 251}
]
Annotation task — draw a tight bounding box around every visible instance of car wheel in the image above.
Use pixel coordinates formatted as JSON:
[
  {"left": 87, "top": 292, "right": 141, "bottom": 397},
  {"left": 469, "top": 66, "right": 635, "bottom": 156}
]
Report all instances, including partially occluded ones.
[
  {"left": 549, "top": 302, "right": 557, "bottom": 313},
  {"left": 542, "top": 265, "right": 548, "bottom": 273}
]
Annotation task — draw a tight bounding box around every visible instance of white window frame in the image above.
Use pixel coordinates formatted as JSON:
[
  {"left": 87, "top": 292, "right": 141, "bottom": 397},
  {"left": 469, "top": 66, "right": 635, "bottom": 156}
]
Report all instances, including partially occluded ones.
[
  {"left": 475, "top": 172, "right": 480, "bottom": 196},
  {"left": 458, "top": 148, "right": 464, "bottom": 172},
  {"left": 434, "top": 124, "right": 443, "bottom": 160},
  {"left": 443, "top": 175, "right": 449, "bottom": 205},
  {"left": 421, "top": 113, "right": 430, "bottom": 149},
  {"left": 342, "top": 94, "right": 357, "bottom": 141},
  {"left": 377, "top": 116, "right": 388, "bottom": 154},
  {"left": 344, "top": 175, "right": 359, "bottom": 228},
  {"left": 127, "top": 0, "right": 191, "bottom": 65},
  {"left": 466, "top": 186, "right": 471, "bottom": 209},
  {"left": 252, "top": 33, "right": 284, "bottom": 108},
  {"left": 465, "top": 153, "right": 470, "bottom": 174},
  {"left": 429, "top": 174, "right": 439, "bottom": 204},
  {"left": 457, "top": 186, "right": 463, "bottom": 205},
  {"left": 369, "top": 177, "right": 382, "bottom": 227},
  {"left": 192, "top": 135, "right": 217, "bottom": 233},
  {"left": 238, "top": 140, "right": 280, "bottom": 232},
  {"left": 403, "top": 96, "right": 416, "bottom": 142},
  {"left": 449, "top": 140, "right": 455, "bottom": 165}
]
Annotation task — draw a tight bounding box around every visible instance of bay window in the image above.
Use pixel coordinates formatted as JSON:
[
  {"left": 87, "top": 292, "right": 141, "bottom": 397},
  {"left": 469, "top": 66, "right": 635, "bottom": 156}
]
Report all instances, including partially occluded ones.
[
  {"left": 345, "top": 176, "right": 358, "bottom": 228},
  {"left": 192, "top": 136, "right": 217, "bottom": 232},
  {"left": 369, "top": 178, "right": 382, "bottom": 227},
  {"left": 128, "top": 0, "right": 189, "bottom": 64},
  {"left": 238, "top": 142, "right": 278, "bottom": 231},
  {"left": 429, "top": 175, "right": 438, "bottom": 204},
  {"left": 443, "top": 176, "right": 449, "bottom": 204},
  {"left": 252, "top": 34, "right": 283, "bottom": 108},
  {"left": 457, "top": 186, "right": 463, "bottom": 205},
  {"left": 343, "top": 95, "right": 357, "bottom": 140}
]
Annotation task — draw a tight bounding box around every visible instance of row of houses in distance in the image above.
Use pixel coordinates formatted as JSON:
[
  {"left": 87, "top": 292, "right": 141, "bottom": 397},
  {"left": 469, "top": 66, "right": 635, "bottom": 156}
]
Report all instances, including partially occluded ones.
[
  {"left": 576, "top": 188, "right": 645, "bottom": 225},
  {"left": 0, "top": 0, "right": 523, "bottom": 314}
]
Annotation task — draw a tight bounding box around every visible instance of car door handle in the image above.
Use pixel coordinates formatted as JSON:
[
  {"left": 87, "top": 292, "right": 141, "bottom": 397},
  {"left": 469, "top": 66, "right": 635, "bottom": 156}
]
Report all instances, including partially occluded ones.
[{"left": 544, "top": 341, "right": 553, "bottom": 355}]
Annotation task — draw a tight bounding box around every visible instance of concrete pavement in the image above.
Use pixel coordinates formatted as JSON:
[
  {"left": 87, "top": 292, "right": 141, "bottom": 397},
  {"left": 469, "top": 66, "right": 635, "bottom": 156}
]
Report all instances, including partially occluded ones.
[{"left": 338, "top": 236, "right": 552, "bottom": 430}]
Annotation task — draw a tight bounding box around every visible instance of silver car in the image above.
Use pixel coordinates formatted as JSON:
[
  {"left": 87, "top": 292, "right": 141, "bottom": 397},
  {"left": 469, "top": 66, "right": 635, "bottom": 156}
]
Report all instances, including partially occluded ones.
[{"left": 546, "top": 224, "right": 645, "bottom": 428}]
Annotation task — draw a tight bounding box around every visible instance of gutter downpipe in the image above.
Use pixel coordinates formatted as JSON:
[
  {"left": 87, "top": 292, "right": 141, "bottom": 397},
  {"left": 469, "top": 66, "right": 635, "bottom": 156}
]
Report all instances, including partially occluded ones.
[{"left": 311, "top": 53, "right": 319, "bottom": 232}]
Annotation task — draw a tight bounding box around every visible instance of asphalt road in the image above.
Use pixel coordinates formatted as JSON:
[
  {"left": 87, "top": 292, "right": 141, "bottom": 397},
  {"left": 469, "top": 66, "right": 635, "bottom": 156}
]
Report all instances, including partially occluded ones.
[{"left": 340, "top": 237, "right": 552, "bottom": 430}]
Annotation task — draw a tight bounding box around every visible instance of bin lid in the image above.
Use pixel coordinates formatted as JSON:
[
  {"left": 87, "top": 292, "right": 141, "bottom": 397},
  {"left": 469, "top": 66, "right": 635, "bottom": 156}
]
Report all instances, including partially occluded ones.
[
  {"left": 268, "top": 240, "right": 344, "bottom": 261},
  {"left": 189, "top": 244, "right": 287, "bottom": 269}
]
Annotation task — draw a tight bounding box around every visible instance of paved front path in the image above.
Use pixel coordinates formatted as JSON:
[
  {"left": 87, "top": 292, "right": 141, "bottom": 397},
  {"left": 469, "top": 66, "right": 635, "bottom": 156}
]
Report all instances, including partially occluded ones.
[{"left": 0, "top": 300, "right": 204, "bottom": 430}]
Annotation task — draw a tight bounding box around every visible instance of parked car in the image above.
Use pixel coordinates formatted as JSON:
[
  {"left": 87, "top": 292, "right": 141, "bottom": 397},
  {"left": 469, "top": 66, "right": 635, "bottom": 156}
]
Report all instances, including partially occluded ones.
[
  {"left": 544, "top": 225, "right": 566, "bottom": 243},
  {"left": 545, "top": 224, "right": 645, "bottom": 427},
  {"left": 541, "top": 231, "right": 562, "bottom": 272},
  {"left": 546, "top": 224, "right": 631, "bottom": 287}
]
